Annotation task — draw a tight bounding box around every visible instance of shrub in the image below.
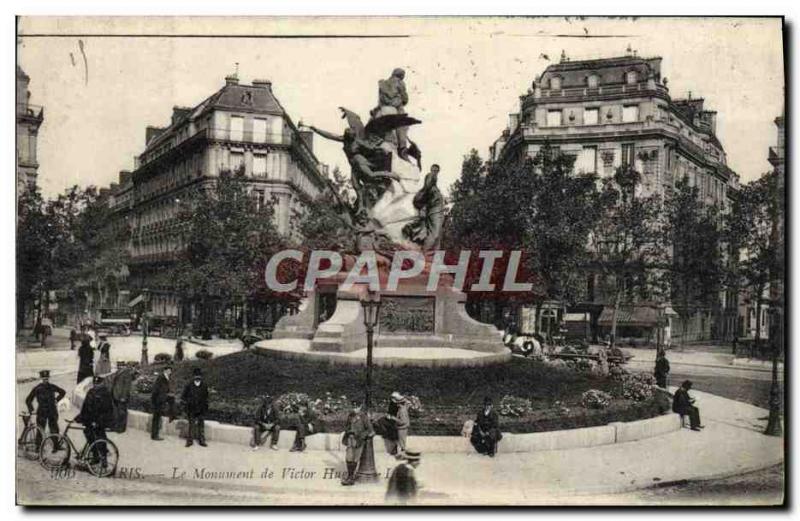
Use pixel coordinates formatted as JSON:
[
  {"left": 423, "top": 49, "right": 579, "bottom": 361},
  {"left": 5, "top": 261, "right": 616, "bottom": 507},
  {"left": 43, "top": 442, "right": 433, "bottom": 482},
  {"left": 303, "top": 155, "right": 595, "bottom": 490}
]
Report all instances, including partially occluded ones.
[
  {"left": 405, "top": 395, "right": 424, "bottom": 417},
  {"left": 581, "top": 389, "right": 612, "bottom": 409},
  {"left": 314, "top": 392, "right": 349, "bottom": 415},
  {"left": 620, "top": 372, "right": 656, "bottom": 402},
  {"left": 274, "top": 392, "right": 311, "bottom": 414},
  {"left": 154, "top": 353, "right": 173, "bottom": 364},
  {"left": 135, "top": 374, "right": 156, "bottom": 394},
  {"left": 195, "top": 349, "right": 214, "bottom": 360},
  {"left": 498, "top": 395, "right": 532, "bottom": 417},
  {"left": 609, "top": 364, "right": 629, "bottom": 381}
]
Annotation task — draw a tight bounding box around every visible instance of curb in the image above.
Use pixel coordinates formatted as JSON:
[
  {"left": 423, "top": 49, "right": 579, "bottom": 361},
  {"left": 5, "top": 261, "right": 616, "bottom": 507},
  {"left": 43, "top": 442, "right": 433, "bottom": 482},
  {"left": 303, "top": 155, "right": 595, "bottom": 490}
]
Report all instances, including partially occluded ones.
[
  {"left": 252, "top": 344, "right": 512, "bottom": 368},
  {"left": 70, "top": 379, "right": 680, "bottom": 453}
]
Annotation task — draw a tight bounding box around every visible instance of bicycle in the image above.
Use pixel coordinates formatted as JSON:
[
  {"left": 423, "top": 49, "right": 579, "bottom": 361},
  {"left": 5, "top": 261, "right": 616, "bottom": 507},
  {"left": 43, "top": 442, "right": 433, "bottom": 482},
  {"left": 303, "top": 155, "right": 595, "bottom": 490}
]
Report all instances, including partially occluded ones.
[
  {"left": 39, "top": 419, "right": 119, "bottom": 478},
  {"left": 17, "top": 413, "right": 45, "bottom": 461}
]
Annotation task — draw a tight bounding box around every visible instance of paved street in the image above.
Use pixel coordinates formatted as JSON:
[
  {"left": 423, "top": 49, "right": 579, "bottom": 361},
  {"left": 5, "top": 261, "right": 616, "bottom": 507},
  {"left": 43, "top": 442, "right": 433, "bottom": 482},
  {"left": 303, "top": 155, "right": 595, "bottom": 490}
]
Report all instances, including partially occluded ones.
[{"left": 15, "top": 346, "right": 785, "bottom": 506}]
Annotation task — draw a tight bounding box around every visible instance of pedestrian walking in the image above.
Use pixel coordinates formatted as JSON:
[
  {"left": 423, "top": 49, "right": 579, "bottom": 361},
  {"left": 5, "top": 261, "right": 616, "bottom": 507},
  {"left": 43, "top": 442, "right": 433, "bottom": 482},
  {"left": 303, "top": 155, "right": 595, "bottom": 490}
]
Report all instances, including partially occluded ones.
[
  {"left": 181, "top": 368, "right": 209, "bottom": 447},
  {"left": 672, "top": 380, "right": 705, "bottom": 431},
  {"left": 69, "top": 328, "right": 78, "bottom": 350},
  {"left": 289, "top": 402, "right": 316, "bottom": 452},
  {"left": 76, "top": 376, "right": 114, "bottom": 467},
  {"left": 385, "top": 392, "right": 410, "bottom": 459},
  {"left": 340, "top": 400, "right": 375, "bottom": 486},
  {"left": 174, "top": 337, "right": 185, "bottom": 362},
  {"left": 385, "top": 449, "right": 421, "bottom": 504},
  {"left": 95, "top": 335, "right": 112, "bottom": 376},
  {"left": 77, "top": 337, "right": 94, "bottom": 384},
  {"left": 654, "top": 349, "right": 670, "bottom": 389},
  {"left": 25, "top": 370, "right": 66, "bottom": 445},
  {"left": 150, "top": 364, "right": 175, "bottom": 441},
  {"left": 251, "top": 394, "right": 281, "bottom": 450},
  {"left": 470, "top": 397, "right": 502, "bottom": 457}
]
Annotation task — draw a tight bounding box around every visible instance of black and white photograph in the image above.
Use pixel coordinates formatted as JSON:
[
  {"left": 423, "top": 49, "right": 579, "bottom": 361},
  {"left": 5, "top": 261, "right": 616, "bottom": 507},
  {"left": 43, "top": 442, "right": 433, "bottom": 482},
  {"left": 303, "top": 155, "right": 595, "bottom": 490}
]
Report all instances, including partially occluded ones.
[{"left": 14, "top": 15, "right": 786, "bottom": 506}]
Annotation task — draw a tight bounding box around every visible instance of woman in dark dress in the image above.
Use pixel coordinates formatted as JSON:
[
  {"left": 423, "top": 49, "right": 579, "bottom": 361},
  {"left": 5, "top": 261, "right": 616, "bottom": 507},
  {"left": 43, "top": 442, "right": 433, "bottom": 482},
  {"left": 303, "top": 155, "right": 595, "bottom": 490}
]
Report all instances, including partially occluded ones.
[
  {"left": 470, "top": 397, "right": 502, "bottom": 457},
  {"left": 77, "top": 337, "right": 95, "bottom": 384},
  {"left": 654, "top": 350, "right": 670, "bottom": 389}
]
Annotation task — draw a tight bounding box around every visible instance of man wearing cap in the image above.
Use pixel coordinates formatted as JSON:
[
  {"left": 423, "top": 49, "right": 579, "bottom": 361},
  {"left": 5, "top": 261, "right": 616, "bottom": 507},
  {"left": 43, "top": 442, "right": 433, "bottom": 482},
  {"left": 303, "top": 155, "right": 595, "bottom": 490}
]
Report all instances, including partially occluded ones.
[
  {"left": 25, "top": 370, "right": 66, "bottom": 445},
  {"left": 340, "top": 399, "right": 375, "bottom": 486},
  {"left": 385, "top": 392, "right": 410, "bottom": 459},
  {"left": 385, "top": 449, "right": 421, "bottom": 504},
  {"left": 150, "top": 364, "right": 175, "bottom": 441},
  {"left": 672, "top": 380, "right": 704, "bottom": 431},
  {"left": 181, "top": 368, "right": 210, "bottom": 447},
  {"left": 252, "top": 394, "right": 281, "bottom": 451},
  {"left": 76, "top": 376, "right": 114, "bottom": 465}
]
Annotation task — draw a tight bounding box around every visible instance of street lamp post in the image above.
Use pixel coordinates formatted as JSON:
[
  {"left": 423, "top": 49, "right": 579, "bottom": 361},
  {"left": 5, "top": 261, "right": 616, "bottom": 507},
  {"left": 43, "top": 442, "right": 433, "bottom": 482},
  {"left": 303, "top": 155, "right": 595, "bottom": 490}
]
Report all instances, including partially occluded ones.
[
  {"left": 357, "top": 288, "right": 381, "bottom": 483},
  {"left": 764, "top": 307, "right": 782, "bottom": 436},
  {"left": 141, "top": 290, "right": 150, "bottom": 366}
]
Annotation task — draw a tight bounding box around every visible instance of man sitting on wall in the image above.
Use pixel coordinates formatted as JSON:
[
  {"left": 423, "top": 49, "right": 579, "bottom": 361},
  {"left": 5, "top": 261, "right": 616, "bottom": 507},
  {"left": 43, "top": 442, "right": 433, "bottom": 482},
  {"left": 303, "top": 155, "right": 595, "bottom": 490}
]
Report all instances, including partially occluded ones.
[{"left": 672, "top": 380, "right": 704, "bottom": 431}]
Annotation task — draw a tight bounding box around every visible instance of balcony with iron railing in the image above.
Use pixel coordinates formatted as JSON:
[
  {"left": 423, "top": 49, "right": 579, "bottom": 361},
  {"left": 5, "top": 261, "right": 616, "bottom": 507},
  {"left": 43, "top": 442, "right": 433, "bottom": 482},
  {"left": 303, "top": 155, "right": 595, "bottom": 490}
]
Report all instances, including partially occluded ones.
[
  {"left": 525, "top": 81, "right": 669, "bottom": 107},
  {"left": 17, "top": 102, "right": 43, "bottom": 122},
  {"left": 138, "top": 127, "right": 292, "bottom": 169}
]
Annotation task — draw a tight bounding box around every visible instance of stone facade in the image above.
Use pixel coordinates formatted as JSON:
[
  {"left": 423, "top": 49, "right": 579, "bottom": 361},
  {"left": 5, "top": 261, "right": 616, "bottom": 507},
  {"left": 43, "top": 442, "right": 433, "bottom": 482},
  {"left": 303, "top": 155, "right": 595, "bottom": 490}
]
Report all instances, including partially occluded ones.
[
  {"left": 16, "top": 66, "right": 43, "bottom": 193},
  {"left": 488, "top": 54, "right": 741, "bottom": 344},
  {"left": 106, "top": 75, "right": 328, "bottom": 320}
]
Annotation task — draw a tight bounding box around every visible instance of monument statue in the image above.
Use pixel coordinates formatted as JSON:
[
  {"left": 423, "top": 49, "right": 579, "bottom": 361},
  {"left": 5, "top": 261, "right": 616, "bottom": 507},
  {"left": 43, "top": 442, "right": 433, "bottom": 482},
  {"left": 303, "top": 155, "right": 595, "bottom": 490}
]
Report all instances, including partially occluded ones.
[
  {"left": 307, "top": 69, "right": 441, "bottom": 251},
  {"left": 403, "top": 164, "right": 444, "bottom": 250}
]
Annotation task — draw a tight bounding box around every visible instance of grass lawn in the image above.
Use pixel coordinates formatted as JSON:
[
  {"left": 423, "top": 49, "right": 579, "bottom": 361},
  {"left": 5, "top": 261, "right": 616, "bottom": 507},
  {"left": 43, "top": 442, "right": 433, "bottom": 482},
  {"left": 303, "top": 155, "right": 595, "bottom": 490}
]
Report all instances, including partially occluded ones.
[{"left": 129, "top": 351, "right": 669, "bottom": 435}]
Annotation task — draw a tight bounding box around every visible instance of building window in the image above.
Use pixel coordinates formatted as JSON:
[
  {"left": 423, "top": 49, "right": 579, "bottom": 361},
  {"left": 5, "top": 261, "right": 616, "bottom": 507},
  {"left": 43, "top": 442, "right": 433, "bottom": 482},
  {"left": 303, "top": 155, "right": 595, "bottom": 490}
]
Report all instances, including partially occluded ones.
[
  {"left": 253, "top": 118, "right": 268, "bottom": 143},
  {"left": 546, "top": 110, "right": 562, "bottom": 127},
  {"left": 622, "top": 105, "right": 639, "bottom": 123},
  {"left": 626, "top": 70, "right": 638, "bottom": 85},
  {"left": 550, "top": 76, "right": 561, "bottom": 90},
  {"left": 270, "top": 117, "right": 283, "bottom": 142},
  {"left": 587, "top": 74, "right": 599, "bottom": 89},
  {"left": 621, "top": 144, "right": 635, "bottom": 169},
  {"left": 230, "top": 116, "right": 244, "bottom": 142},
  {"left": 584, "top": 108, "right": 599, "bottom": 125},
  {"left": 253, "top": 154, "right": 267, "bottom": 177},
  {"left": 577, "top": 146, "right": 597, "bottom": 174},
  {"left": 229, "top": 151, "right": 244, "bottom": 173}
]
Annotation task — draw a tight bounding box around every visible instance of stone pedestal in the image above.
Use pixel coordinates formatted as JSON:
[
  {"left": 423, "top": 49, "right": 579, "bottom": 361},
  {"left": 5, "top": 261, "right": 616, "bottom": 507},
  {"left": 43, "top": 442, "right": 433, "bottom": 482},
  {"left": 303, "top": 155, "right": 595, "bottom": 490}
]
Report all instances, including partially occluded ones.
[{"left": 271, "top": 276, "right": 504, "bottom": 355}]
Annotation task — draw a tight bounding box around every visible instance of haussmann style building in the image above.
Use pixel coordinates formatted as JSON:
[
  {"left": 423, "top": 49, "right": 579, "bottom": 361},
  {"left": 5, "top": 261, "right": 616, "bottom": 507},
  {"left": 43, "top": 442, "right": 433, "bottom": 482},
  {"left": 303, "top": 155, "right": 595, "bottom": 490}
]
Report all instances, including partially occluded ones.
[
  {"left": 104, "top": 74, "right": 328, "bottom": 334},
  {"left": 16, "top": 65, "right": 44, "bottom": 194},
  {"left": 487, "top": 52, "right": 740, "bottom": 346}
]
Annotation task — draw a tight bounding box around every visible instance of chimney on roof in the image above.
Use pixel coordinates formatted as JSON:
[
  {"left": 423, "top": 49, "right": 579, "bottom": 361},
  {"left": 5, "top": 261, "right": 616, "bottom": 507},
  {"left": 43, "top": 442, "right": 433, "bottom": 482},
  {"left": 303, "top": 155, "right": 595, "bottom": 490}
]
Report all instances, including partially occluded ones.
[
  {"left": 252, "top": 79, "right": 272, "bottom": 90},
  {"left": 146, "top": 126, "right": 165, "bottom": 146},
  {"left": 110, "top": 183, "right": 119, "bottom": 192},
  {"left": 172, "top": 106, "right": 191, "bottom": 126},
  {"left": 119, "top": 170, "right": 132, "bottom": 184},
  {"left": 225, "top": 74, "right": 239, "bottom": 86},
  {"left": 298, "top": 124, "right": 314, "bottom": 152}
]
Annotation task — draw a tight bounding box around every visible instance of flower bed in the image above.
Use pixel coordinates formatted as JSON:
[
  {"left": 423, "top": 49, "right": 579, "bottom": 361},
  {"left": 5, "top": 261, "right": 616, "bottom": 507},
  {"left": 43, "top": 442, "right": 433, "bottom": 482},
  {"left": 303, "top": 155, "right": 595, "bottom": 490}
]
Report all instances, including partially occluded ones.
[{"left": 128, "top": 351, "right": 670, "bottom": 435}]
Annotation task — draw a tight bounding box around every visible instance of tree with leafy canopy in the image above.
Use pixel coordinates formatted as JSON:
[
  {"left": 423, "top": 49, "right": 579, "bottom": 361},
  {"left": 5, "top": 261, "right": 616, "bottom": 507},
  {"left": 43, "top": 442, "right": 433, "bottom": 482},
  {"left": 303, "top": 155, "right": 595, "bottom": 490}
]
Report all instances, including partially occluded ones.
[
  {"left": 588, "top": 166, "right": 664, "bottom": 348},
  {"left": 724, "top": 170, "right": 780, "bottom": 356},
  {"left": 171, "top": 167, "right": 287, "bottom": 334},
  {"left": 662, "top": 177, "right": 724, "bottom": 348},
  {"left": 446, "top": 146, "right": 605, "bottom": 332}
]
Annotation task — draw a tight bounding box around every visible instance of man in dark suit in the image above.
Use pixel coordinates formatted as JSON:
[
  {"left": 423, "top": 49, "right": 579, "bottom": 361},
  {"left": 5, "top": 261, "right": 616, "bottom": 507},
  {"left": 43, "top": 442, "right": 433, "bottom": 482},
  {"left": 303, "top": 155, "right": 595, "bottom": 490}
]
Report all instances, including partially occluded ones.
[
  {"left": 181, "top": 367, "right": 209, "bottom": 447},
  {"left": 340, "top": 399, "right": 375, "bottom": 486},
  {"left": 25, "top": 370, "right": 66, "bottom": 445},
  {"left": 76, "top": 376, "right": 114, "bottom": 464},
  {"left": 150, "top": 364, "right": 175, "bottom": 441},
  {"left": 672, "top": 380, "right": 704, "bottom": 431},
  {"left": 470, "top": 396, "right": 502, "bottom": 457},
  {"left": 252, "top": 394, "right": 281, "bottom": 450}
]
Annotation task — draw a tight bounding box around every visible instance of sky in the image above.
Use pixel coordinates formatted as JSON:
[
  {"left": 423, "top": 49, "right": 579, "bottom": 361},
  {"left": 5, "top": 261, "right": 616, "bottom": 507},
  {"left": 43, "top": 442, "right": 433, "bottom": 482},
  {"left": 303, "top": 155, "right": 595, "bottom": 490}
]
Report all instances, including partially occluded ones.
[{"left": 17, "top": 16, "right": 784, "bottom": 199}]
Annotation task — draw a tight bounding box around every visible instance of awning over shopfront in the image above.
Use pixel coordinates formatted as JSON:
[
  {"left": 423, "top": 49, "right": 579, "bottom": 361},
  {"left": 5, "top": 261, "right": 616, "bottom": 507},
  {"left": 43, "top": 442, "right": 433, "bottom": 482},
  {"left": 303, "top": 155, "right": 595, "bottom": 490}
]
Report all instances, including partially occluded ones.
[
  {"left": 127, "top": 294, "right": 144, "bottom": 307},
  {"left": 598, "top": 306, "right": 659, "bottom": 327}
]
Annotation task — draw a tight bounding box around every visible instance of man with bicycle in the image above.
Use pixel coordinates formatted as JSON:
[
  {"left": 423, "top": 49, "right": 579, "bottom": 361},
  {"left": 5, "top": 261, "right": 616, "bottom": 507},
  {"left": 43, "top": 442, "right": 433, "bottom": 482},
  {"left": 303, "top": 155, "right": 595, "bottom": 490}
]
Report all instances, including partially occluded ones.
[
  {"left": 76, "top": 376, "right": 114, "bottom": 466},
  {"left": 25, "top": 370, "right": 66, "bottom": 445}
]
